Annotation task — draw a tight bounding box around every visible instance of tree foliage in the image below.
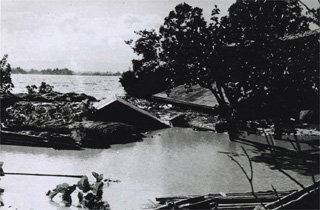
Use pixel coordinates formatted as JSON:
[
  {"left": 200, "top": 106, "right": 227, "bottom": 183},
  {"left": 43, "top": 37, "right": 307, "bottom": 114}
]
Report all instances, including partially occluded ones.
[
  {"left": 120, "top": 30, "right": 169, "bottom": 98},
  {"left": 159, "top": 3, "right": 210, "bottom": 89},
  {"left": 0, "top": 55, "right": 14, "bottom": 93},
  {"left": 216, "top": 0, "right": 318, "bottom": 122}
]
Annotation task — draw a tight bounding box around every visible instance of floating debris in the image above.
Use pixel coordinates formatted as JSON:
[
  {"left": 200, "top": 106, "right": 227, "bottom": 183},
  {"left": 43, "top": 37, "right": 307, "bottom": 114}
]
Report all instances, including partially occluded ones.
[{"left": 46, "top": 172, "right": 114, "bottom": 209}]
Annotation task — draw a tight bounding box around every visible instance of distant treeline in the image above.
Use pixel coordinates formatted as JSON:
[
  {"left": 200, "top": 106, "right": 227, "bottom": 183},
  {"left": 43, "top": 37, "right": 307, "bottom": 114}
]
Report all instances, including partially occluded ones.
[
  {"left": 12, "top": 67, "right": 74, "bottom": 75},
  {"left": 11, "top": 67, "right": 121, "bottom": 76},
  {"left": 78, "top": 71, "right": 122, "bottom": 76}
]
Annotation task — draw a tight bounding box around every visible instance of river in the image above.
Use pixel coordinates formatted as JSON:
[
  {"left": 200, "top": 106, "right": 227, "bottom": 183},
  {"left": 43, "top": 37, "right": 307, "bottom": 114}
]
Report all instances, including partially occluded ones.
[{"left": 0, "top": 74, "right": 317, "bottom": 209}]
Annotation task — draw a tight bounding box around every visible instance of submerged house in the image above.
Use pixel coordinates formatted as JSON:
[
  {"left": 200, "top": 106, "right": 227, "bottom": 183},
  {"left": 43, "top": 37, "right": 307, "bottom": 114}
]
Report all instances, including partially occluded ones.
[
  {"left": 152, "top": 84, "right": 219, "bottom": 111},
  {"left": 90, "top": 96, "right": 169, "bottom": 131}
]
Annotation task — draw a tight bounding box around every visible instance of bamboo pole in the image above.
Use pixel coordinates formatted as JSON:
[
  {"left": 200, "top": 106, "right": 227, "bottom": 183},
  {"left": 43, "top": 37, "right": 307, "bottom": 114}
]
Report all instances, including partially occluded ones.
[{"left": 4, "top": 172, "right": 83, "bottom": 178}]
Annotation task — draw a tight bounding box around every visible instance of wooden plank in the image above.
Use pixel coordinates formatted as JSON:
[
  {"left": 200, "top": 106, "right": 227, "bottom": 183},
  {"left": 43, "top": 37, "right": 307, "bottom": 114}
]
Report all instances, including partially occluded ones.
[
  {"left": 208, "top": 190, "right": 294, "bottom": 197},
  {"left": 174, "top": 196, "right": 205, "bottom": 206},
  {"left": 155, "top": 196, "right": 189, "bottom": 204},
  {"left": 179, "top": 198, "right": 217, "bottom": 209},
  {"left": 217, "top": 203, "right": 261, "bottom": 210},
  {"left": 154, "top": 190, "right": 295, "bottom": 209},
  {"left": 5, "top": 172, "right": 83, "bottom": 178},
  {"left": 218, "top": 202, "right": 262, "bottom": 207},
  {"left": 217, "top": 196, "right": 279, "bottom": 204}
]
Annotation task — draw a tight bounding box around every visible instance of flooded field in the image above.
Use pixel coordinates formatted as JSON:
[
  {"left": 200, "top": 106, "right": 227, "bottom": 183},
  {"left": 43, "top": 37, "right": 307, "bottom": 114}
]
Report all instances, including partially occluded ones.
[{"left": 1, "top": 75, "right": 318, "bottom": 209}]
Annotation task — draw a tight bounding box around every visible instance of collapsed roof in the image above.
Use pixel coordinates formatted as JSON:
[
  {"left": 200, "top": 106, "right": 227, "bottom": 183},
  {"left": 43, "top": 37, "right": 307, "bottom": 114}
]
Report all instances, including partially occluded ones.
[{"left": 91, "top": 96, "right": 169, "bottom": 131}]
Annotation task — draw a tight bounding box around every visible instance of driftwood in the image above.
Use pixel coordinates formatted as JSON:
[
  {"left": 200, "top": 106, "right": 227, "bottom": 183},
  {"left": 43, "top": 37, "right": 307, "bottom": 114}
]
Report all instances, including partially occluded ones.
[
  {"left": 155, "top": 190, "right": 296, "bottom": 210},
  {"left": 155, "top": 182, "right": 319, "bottom": 210}
]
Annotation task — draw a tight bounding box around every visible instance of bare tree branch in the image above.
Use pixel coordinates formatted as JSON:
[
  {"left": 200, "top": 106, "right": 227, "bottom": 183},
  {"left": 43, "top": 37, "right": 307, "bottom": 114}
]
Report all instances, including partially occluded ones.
[
  {"left": 271, "top": 185, "right": 283, "bottom": 208},
  {"left": 228, "top": 147, "right": 266, "bottom": 208},
  {"left": 264, "top": 132, "right": 306, "bottom": 189}
]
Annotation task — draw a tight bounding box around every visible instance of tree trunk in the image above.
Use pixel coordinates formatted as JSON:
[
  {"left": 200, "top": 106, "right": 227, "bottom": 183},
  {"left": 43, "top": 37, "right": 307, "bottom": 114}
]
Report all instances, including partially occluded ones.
[
  {"left": 226, "top": 109, "right": 239, "bottom": 141},
  {"left": 273, "top": 118, "right": 283, "bottom": 140},
  {"left": 208, "top": 86, "right": 239, "bottom": 141}
]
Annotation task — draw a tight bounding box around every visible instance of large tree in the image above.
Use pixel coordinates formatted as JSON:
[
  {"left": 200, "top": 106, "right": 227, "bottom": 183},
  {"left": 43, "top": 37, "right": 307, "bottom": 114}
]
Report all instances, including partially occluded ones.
[
  {"left": 159, "top": 3, "right": 211, "bottom": 90},
  {"left": 159, "top": 1, "right": 317, "bottom": 140},
  {"left": 158, "top": 3, "right": 241, "bottom": 139}
]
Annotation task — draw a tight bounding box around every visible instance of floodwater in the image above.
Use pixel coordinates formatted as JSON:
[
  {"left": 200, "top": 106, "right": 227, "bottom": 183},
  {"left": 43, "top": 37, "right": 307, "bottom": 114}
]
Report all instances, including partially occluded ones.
[
  {"left": 11, "top": 74, "right": 125, "bottom": 99},
  {"left": 1, "top": 74, "right": 318, "bottom": 209}
]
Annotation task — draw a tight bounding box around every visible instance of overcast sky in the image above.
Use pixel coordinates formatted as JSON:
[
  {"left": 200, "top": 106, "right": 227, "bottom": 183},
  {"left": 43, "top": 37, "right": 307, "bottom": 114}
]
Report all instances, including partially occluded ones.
[{"left": 1, "top": 0, "right": 319, "bottom": 73}]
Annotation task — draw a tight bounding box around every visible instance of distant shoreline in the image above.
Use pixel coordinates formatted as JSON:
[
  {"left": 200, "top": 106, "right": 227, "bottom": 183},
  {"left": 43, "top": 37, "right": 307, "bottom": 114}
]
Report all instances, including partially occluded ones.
[{"left": 11, "top": 73, "right": 121, "bottom": 76}]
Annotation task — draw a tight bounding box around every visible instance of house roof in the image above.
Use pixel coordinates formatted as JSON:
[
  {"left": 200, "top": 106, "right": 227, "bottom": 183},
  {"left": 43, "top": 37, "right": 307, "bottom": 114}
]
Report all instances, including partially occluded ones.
[
  {"left": 153, "top": 84, "right": 219, "bottom": 110},
  {"left": 280, "top": 28, "right": 320, "bottom": 41},
  {"left": 91, "top": 96, "right": 169, "bottom": 131}
]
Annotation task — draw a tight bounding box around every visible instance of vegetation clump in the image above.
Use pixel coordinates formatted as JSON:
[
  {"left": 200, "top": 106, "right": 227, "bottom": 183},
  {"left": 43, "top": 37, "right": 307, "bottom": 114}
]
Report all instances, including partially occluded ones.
[
  {"left": 120, "top": 30, "right": 169, "bottom": 98},
  {"left": 46, "top": 172, "right": 111, "bottom": 209},
  {"left": 0, "top": 55, "right": 14, "bottom": 94}
]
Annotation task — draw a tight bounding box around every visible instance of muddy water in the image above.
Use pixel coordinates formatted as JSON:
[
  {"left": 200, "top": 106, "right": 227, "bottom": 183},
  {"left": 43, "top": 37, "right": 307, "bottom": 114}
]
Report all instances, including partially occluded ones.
[
  {"left": 0, "top": 128, "right": 317, "bottom": 209},
  {"left": 11, "top": 74, "right": 125, "bottom": 99},
  {"left": 3, "top": 75, "right": 317, "bottom": 209}
]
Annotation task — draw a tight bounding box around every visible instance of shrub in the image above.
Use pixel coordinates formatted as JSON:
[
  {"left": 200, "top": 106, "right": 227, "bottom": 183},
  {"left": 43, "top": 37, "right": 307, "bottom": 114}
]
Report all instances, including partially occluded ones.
[
  {"left": 0, "top": 55, "right": 14, "bottom": 93},
  {"left": 119, "top": 68, "right": 168, "bottom": 98}
]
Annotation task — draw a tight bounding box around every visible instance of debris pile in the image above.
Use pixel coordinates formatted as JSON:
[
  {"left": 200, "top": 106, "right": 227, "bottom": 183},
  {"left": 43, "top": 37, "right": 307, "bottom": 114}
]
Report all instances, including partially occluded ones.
[
  {"left": 123, "top": 96, "right": 218, "bottom": 130},
  {"left": 1, "top": 83, "right": 144, "bottom": 149}
]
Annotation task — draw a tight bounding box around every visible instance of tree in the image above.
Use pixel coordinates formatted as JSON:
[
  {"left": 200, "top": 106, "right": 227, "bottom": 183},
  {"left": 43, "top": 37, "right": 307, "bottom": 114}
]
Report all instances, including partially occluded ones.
[
  {"left": 158, "top": 3, "right": 241, "bottom": 139},
  {"left": 0, "top": 55, "right": 14, "bottom": 93},
  {"left": 158, "top": 1, "right": 317, "bottom": 140},
  {"left": 217, "top": 0, "right": 317, "bottom": 139},
  {"left": 159, "top": 3, "right": 210, "bottom": 90},
  {"left": 122, "top": 1, "right": 317, "bottom": 140},
  {"left": 120, "top": 30, "right": 169, "bottom": 98}
]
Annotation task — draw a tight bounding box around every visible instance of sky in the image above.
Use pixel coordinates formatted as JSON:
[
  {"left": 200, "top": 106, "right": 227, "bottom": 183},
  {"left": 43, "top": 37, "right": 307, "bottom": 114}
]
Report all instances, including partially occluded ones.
[{"left": 1, "top": 0, "right": 319, "bottom": 73}]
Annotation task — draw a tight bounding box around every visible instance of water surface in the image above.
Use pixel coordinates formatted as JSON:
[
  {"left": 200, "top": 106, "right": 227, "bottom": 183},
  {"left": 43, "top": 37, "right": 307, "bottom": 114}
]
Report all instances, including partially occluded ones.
[
  {"left": 11, "top": 74, "right": 125, "bottom": 99},
  {"left": 2, "top": 75, "right": 317, "bottom": 209},
  {"left": 0, "top": 128, "right": 316, "bottom": 209}
]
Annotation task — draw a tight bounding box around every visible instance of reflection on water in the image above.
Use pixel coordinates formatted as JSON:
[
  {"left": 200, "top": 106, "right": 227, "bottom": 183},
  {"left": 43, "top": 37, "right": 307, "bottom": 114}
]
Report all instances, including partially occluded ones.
[{"left": 0, "top": 128, "right": 316, "bottom": 209}]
